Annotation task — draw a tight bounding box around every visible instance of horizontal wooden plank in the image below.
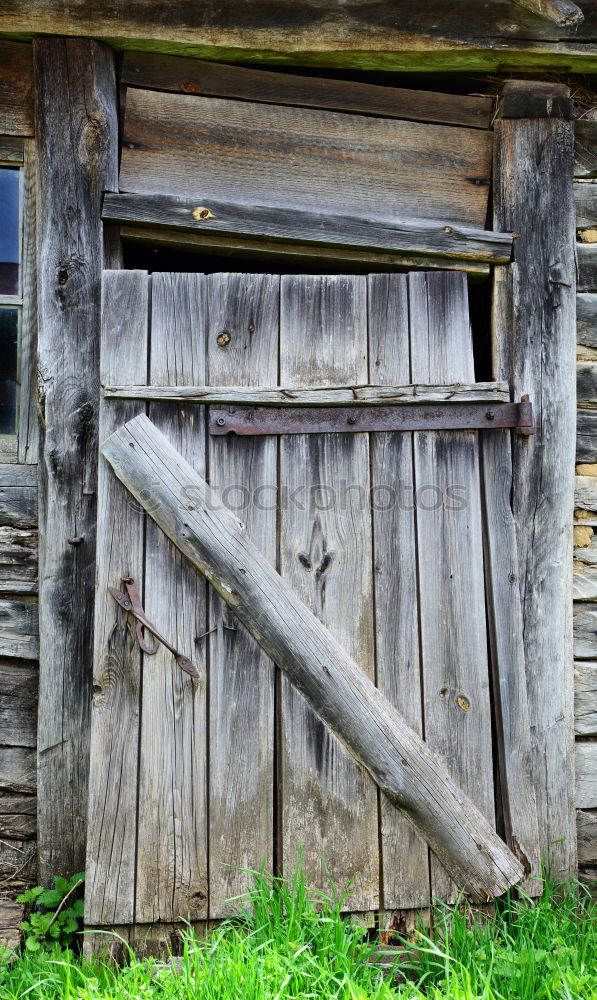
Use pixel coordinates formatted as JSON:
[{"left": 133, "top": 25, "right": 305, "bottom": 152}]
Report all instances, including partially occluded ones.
[
  {"left": 0, "top": 487, "right": 37, "bottom": 529},
  {"left": 0, "top": 466, "right": 37, "bottom": 489},
  {"left": 120, "top": 224, "right": 492, "bottom": 277},
  {"left": 0, "top": 838, "right": 36, "bottom": 890},
  {"left": 573, "top": 604, "right": 597, "bottom": 658},
  {"left": 0, "top": 527, "right": 38, "bottom": 595},
  {"left": 578, "top": 294, "right": 597, "bottom": 353},
  {"left": 0, "top": 792, "right": 36, "bottom": 840},
  {"left": 0, "top": 659, "right": 37, "bottom": 747},
  {"left": 2, "top": 2, "right": 597, "bottom": 73},
  {"left": 573, "top": 562, "right": 597, "bottom": 600},
  {"left": 578, "top": 243, "right": 597, "bottom": 291},
  {"left": 575, "top": 661, "right": 597, "bottom": 735},
  {"left": 575, "top": 121, "right": 597, "bottom": 179},
  {"left": 121, "top": 52, "right": 493, "bottom": 129},
  {"left": 0, "top": 901, "right": 25, "bottom": 948},
  {"left": 103, "top": 380, "right": 510, "bottom": 406},
  {"left": 0, "top": 41, "right": 33, "bottom": 137},
  {"left": 106, "top": 193, "right": 510, "bottom": 263},
  {"left": 577, "top": 409, "right": 597, "bottom": 463},
  {"left": 0, "top": 137, "right": 24, "bottom": 163},
  {"left": 575, "top": 475, "right": 597, "bottom": 514},
  {"left": 576, "top": 182, "right": 597, "bottom": 228},
  {"left": 0, "top": 600, "right": 38, "bottom": 660},
  {"left": 120, "top": 89, "right": 493, "bottom": 229},
  {"left": 577, "top": 808, "right": 597, "bottom": 864},
  {"left": 577, "top": 362, "right": 597, "bottom": 406},
  {"left": 576, "top": 742, "right": 597, "bottom": 808},
  {"left": 0, "top": 747, "right": 36, "bottom": 794}
]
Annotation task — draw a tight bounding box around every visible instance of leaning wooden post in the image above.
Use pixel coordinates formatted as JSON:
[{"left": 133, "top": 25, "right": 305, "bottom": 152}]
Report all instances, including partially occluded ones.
[
  {"left": 102, "top": 413, "right": 524, "bottom": 902},
  {"left": 33, "top": 38, "right": 119, "bottom": 881},
  {"left": 493, "top": 80, "right": 577, "bottom": 879}
]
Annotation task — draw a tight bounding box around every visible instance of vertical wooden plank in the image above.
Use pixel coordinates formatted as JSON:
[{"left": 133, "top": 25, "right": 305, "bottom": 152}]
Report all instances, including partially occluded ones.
[
  {"left": 86, "top": 270, "right": 147, "bottom": 925},
  {"left": 207, "top": 273, "right": 278, "bottom": 917},
  {"left": 410, "top": 271, "right": 494, "bottom": 902},
  {"left": 135, "top": 273, "right": 208, "bottom": 923},
  {"left": 368, "top": 273, "right": 430, "bottom": 912},
  {"left": 279, "top": 275, "right": 378, "bottom": 911},
  {"left": 33, "top": 37, "right": 119, "bottom": 882},
  {"left": 19, "top": 139, "right": 38, "bottom": 464},
  {"left": 493, "top": 81, "right": 577, "bottom": 879}
]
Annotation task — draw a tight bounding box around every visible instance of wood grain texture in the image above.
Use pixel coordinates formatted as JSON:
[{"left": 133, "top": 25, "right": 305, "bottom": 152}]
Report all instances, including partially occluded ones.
[
  {"left": 368, "top": 273, "right": 429, "bottom": 910},
  {"left": 120, "top": 89, "right": 492, "bottom": 229},
  {"left": 575, "top": 122, "right": 597, "bottom": 179},
  {"left": 575, "top": 182, "right": 597, "bottom": 229},
  {"left": 578, "top": 243, "right": 597, "bottom": 292},
  {"left": 493, "top": 95, "right": 577, "bottom": 880},
  {"left": 0, "top": 600, "right": 38, "bottom": 660},
  {"left": 0, "top": 488, "right": 37, "bottom": 529},
  {"left": 578, "top": 294, "right": 597, "bottom": 353},
  {"left": 86, "top": 271, "right": 148, "bottom": 926},
  {"left": 0, "top": 838, "right": 36, "bottom": 891},
  {"left": 135, "top": 273, "right": 208, "bottom": 924},
  {"left": 279, "top": 275, "right": 378, "bottom": 909},
  {"left": 578, "top": 363, "right": 597, "bottom": 406},
  {"left": 575, "top": 661, "right": 597, "bottom": 735},
  {"left": 511, "top": 0, "right": 584, "bottom": 27},
  {"left": 577, "top": 809, "right": 597, "bottom": 863},
  {"left": 0, "top": 42, "right": 33, "bottom": 137},
  {"left": 498, "top": 79, "right": 572, "bottom": 118},
  {"left": 574, "top": 605, "right": 597, "bottom": 658},
  {"left": 573, "top": 563, "right": 597, "bottom": 600},
  {"left": 0, "top": 466, "right": 37, "bottom": 488},
  {"left": 410, "top": 270, "right": 494, "bottom": 901},
  {"left": 0, "top": 748, "right": 36, "bottom": 795},
  {"left": 104, "top": 193, "right": 511, "bottom": 264},
  {"left": 0, "top": 660, "right": 37, "bottom": 747},
  {"left": 0, "top": 792, "right": 36, "bottom": 840},
  {"left": 575, "top": 476, "right": 597, "bottom": 515},
  {"left": 102, "top": 413, "right": 525, "bottom": 902},
  {"left": 121, "top": 52, "right": 493, "bottom": 129},
  {"left": 207, "top": 273, "right": 277, "bottom": 917},
  {"left": 33, "top": 37, "right": 119, "bottom": 884},
  {"left": 2, "top": 1, "right": 597, "bottom": 72},
  {"left": 103, "top": 381, "right": 510, "bottom": 406},
  {"left": 578, "top": 410, "right": 597, "bottom": 463},
  {"left": 0, "top": 137, "right": 24, "bottom": 163},
  {"left": 576, "top": 743, "right": 597, "bottom": 809},
  {"left": 0, "top": 528, "right": 37, "bottom": 595}
]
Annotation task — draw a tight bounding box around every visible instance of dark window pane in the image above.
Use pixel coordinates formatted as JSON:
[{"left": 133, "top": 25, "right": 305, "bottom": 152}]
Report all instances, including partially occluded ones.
[
  {"left": 0, "top": 308, "right": 19, "bottom": 434},
  {"left": 0, "top": 169, "right": 20, "bottom": 295}
]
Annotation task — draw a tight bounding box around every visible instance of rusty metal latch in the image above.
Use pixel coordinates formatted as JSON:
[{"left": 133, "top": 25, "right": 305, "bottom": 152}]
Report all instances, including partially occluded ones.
[{"left": 108, "top": 577, "right": 199, "bottom": 679}]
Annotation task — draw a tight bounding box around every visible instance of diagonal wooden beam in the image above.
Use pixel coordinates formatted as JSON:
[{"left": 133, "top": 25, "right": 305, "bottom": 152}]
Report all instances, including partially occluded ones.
[
  {"left": 511, "top": 0, "right": 584, "bottom": 25},
  {"left": 101, "top": 413, "right": 525, "bottom": 903}
]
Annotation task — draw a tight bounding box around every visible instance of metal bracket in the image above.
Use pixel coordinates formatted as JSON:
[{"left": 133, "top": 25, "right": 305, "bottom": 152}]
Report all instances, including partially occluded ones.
[
  {"left": 108, "top": 577, "right": 200, "bottom": 679},
  {"left": 209, "top": 397, "right": 533, "bottom": 437}
]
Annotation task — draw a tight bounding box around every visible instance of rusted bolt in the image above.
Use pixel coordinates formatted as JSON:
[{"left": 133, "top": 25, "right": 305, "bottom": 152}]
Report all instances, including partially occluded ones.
[
  {"left": 347, "top": 415, "right": 357, "bottom": 425},
  {"left": 181, "top": 80, "right": 200, "bottom": 93},
  {"left": 457, "top": 694, "right": 471, "bottom": 712},
  {"left": 486, "top": 410, "right": 495, "bottom": 421},
  {"left": 67, "top": 535, "right": 84, "bottom": 545},
  {"left": 248, "top": 323, "right": 255, "bottom": 334},
  {"left": 444, "top": 226, "right": 453, "bottom": 234},
  {"left": 217, "top": 331, "right": 231, "bottom": 347},
  {"left": 216, "top": 416, "right": 226, "bottom": 426},
  {"left": 193, "top": 206, "right": 214, "bottom": 221}
]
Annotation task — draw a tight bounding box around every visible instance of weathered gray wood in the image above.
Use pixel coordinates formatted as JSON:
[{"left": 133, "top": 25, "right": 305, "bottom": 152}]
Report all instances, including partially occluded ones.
[
  {"left": 578, "top": 363, "right": 597, "bottom": 406},
  {"left": 121, "top": 52, "right": 493, "bottom": 129},
  {"left": 0, "top": 600, "right": 38, "bottom": 660},
  {"left": 119, "top": 223, "right": 492, "bottom": 277},
  {"left": 0, "top": 748, "right": 36, "bottom": 794},
  {"left": 19, "top": 141, "right": 39, "bottom": 465},
  {"left": 574, "top": 561, "right": 597, "bottom": 599},
  {"left": 0, "top": 901, "right": 25, "bottom": 949},
  {"left": 86, "top": 271, "right": 148, "bottom": 926},
  {"left": 576, "top": 743, "right": 597, "bottom": 808},
  {"left": 575, "top": 661, "right": 597, "bottom": 735},
  {"left": 410, "top": 270, "right": 494, "bottom": 901},
  {"left": 103, "top": 381, "right": 510, "bottom": 406},
  {"left": 106, "top": 193, "right": 507, "bottom": 263},
  {"left": 481, "top": 430, "right": 541, "bottom": 890},
  {"left": 135, "top": 272, "right": 208, "bottom": 924},
  {"left": 0, "top": 838, "right": 36, "bottom": 891},
  {"left": 575, "top": 182, "right": 597, "bottom": 228},
  {"left": 573, "top": 604, "right": 597, "bottom": 658},
  {"left": 0, "top": 793, "right": 36, "bottom": 840},
  {"left": 102, "top": 413, "right": 525, "bottom": 901},
  {"left": 3, "top": 2, "right": 597, "bottom": 73},
  {"left": 0, "top": 659, "right": 37, "bottom": 747},
  {"left": 499, "top": 79, "right": 572, "bottom": 118},
  {"left": 0, "top": 41, "right": 33, "bottom": 137},
  {"left": 207, "top": 273, "right": 277, "bottom": 917},
  {"left": 0, "top": 137, "right": 24, "bottom": 163},
  {"left": 511, "top": 0, "right": 584, "bottom": 26},
  {"left": 493, "top": 85, "right": 577, "bottom": 879},
  {"left": 578, "top": 243, "right": 597, "bottom": 292},
  {"left": 121, "top": 89, "right": 492, "bottom": 230},
  {"left": 279, "top": 275, "right": 378, "bottom": 909},
  {"left": 34, "top": 37, "right": 119, "bottom": 883},
  {"left": 368, "top": 273, "right": 429, "bottom": 910},
  {"left": 578, "top": 294, "right": 597, "bottom": 353},
  {"left": 0, "top": 466, "right": 37, "bottom": 488},
  {"left": 577, "top": 809, "right": 597, "bottom": 863},
  {"left": 575, "top": 122, "right": 597, "bottom": 179},
  {"left": 0, "top": 527, "right": 38, "bottom": 595},
  {"left": 0, "top": 487, "right": 37, "bottom": 529},
  {"left": 578, "top": 410, "right": 597, "bottom": 462}
]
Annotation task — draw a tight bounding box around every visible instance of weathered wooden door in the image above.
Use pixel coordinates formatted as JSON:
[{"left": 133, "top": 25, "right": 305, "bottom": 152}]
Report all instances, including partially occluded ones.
[{"left": 86, "top": 267, "right": 538, "bottom": 936}]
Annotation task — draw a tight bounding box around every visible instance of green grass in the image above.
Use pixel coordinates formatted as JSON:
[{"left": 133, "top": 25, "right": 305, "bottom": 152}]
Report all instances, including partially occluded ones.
[{"left": 0, "top": 868, "right": 595, "bottom": 1000}]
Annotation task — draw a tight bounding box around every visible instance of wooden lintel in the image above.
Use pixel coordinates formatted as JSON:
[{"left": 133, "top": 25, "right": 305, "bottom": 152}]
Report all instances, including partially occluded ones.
[
  {"left": 512, "top": 0, "right": 584, "bottom": 26},
  {"left": 497, "top": 79, "right": 572, "bottom": 119}
]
